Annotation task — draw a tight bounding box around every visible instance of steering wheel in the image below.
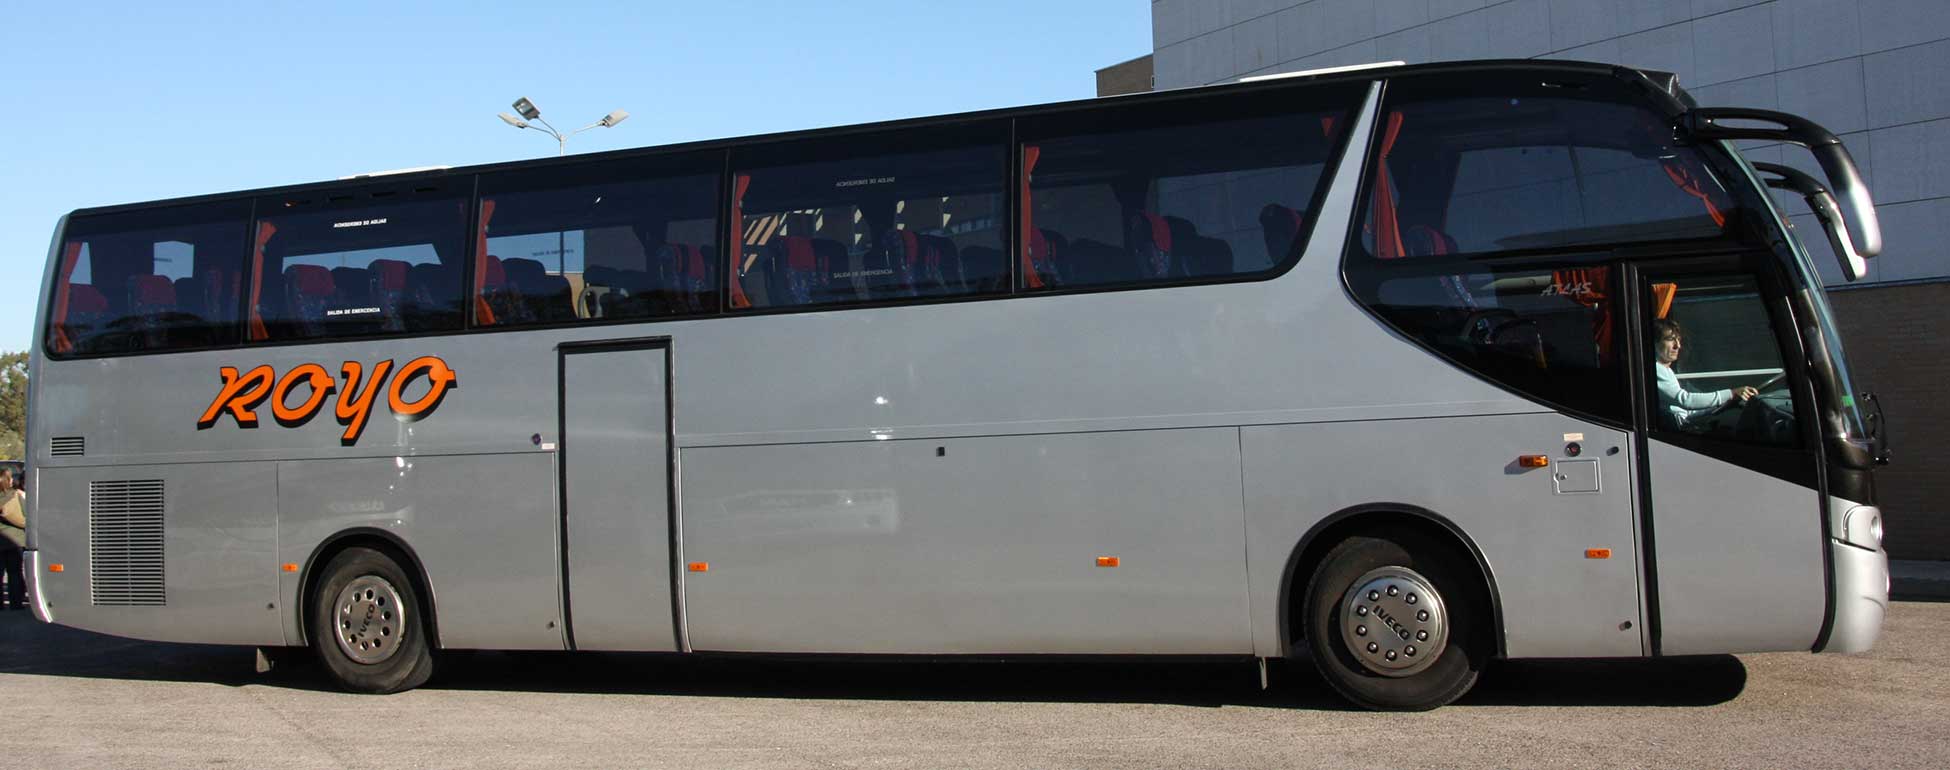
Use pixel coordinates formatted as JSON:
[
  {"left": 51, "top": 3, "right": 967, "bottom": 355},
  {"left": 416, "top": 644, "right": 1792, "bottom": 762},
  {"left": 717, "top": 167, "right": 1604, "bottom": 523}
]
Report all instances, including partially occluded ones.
[{"left": 1755, "top": 372, "right": 1787, "bottom": 393}]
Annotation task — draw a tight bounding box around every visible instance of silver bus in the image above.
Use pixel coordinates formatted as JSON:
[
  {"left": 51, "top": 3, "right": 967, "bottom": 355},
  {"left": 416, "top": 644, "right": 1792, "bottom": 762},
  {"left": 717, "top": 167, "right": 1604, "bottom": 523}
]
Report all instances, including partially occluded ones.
[{"left": 23, "top": 61, "right": 1890, "bottom": 710}]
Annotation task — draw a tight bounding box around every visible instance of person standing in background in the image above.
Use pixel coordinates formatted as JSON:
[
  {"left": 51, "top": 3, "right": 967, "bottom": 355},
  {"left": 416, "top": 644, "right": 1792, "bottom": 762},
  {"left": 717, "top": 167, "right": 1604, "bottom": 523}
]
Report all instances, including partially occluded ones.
[{"left": 0, "top": 467, "right": 27, "bottom": 610}]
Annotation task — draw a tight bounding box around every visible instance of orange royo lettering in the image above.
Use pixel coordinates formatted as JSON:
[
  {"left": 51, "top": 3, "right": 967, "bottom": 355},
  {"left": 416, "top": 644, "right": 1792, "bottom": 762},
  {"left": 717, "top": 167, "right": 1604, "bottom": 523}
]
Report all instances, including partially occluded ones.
[
  {"left": 387, "top": 356, "right": 458, "bottom": 421},
  {"left": 334, "top": 360, "right": 394, "bottom": 445},
  {"left": 196, "top": 365, "right": 275, "bottom": 428},
  {"left": 271, "top": 363, "right": 337, "bottom": 427}
]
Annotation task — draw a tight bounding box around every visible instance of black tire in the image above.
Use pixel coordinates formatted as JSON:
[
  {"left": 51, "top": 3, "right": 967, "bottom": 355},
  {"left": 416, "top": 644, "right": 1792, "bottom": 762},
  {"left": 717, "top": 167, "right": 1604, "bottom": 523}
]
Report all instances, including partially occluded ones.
[
  {"left": 309, "top": 546, "right": 434, "bottom": 694},
  {"left": 1302, "top": 533, "right": 1488, "bottom": 711}
]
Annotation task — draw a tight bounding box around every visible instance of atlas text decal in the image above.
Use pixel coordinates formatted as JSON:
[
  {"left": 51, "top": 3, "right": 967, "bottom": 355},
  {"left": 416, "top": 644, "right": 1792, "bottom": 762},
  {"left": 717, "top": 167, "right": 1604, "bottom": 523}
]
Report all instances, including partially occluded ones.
[{"left": 196, "top": 356, "right": 458, "bottom": 445}]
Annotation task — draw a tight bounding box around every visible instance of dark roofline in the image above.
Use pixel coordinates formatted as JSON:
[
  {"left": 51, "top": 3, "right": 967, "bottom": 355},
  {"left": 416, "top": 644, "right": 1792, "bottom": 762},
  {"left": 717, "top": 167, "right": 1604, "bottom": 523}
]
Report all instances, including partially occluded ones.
[{"left": 68, "top": 59, "right": 1646, "bottom": 219}]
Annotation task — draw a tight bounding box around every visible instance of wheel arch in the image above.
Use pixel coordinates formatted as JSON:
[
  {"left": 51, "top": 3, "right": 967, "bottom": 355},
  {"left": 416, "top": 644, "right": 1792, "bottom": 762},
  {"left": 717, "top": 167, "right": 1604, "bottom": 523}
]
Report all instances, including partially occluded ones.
[
  {"left": 295, "top": 528, "right": 442, "bottom": 650},
  {"left": 1278, "top": 503, "right": 1506, "bottom": 658}
]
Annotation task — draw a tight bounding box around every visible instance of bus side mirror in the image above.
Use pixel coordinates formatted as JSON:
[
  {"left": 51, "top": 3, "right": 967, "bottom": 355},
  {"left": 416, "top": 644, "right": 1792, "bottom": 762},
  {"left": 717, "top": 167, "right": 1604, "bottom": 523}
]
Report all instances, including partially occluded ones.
[
  {"left": 1752, "top": 162, "right": 1869, "bottom": 281},
  {"left": 1860, "top": 391, "right": 1891, "bottom": 466},
  {"left": 1681, "top": 108, "right": 1882, "bottom": 263}
]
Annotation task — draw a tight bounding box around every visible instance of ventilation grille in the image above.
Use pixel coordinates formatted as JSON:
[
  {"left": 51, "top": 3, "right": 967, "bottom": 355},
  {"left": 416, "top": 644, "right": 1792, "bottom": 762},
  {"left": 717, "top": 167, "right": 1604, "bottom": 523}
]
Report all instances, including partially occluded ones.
[
  {"left": 51, "top": 436, "right": 85, "bottom": 456},
  {"left": 89, "top": 480, "right": 165, "bottom": 607}
]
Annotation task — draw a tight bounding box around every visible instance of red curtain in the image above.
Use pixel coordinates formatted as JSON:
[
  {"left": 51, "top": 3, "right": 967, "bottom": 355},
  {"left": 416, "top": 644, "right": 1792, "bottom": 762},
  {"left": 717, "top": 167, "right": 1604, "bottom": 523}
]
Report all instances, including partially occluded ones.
[
  {"left": 727, "top": 174, "right": 753, "bottom": 309},
  {"left": 1018, "top": 146, "right": 1043, "bottom": 289},
  {"left": 473, "top": 199, "right": 498, "bottom": 326},
  {"left": 247, "top": 222, "right": 278, "bottom": 340}
]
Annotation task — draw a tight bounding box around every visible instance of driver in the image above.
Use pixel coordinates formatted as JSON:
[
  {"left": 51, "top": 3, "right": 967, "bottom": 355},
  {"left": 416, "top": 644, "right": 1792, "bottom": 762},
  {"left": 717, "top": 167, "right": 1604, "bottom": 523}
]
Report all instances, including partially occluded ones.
[{"left": 1654, "top": 319, "right": 1756, "bottom": 428}]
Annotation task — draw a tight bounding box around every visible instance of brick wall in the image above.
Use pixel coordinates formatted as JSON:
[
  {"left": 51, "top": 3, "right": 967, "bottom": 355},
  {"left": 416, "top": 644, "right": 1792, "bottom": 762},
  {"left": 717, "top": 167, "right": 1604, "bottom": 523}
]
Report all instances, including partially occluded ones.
[{"left": 1828, "top": 282, "right": 1950, "bottom": 560}]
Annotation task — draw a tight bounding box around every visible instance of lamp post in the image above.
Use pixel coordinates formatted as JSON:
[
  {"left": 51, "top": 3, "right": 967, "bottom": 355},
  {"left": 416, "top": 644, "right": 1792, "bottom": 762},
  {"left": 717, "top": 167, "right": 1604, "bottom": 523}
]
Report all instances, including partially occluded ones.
[{"left": 496, "top": 97, "right": 630, "bottom": 157}]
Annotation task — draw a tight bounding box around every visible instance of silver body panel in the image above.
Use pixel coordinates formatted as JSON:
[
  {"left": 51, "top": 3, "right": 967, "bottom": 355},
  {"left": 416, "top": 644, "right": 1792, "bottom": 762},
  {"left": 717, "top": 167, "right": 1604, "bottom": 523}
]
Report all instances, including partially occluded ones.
[
  {"left": 1823, "top": 539, "right": 1888, "bottom": 654},
  {"left": 23, "top": 79, "right": 1863, "bottom": 662},
  {"left": 1244, "top": 417, "right": 1645, "bottom": 659},
  {"left": 275, "top": 453, "right": 564, "bottom": 650},
  {"left": 1646, "top": 442, "right": 1826, "bottom": 655},
  {"left": 29, "top": 461, "right": 281, "bottom": 645},
  {"left": 562, "top": 344, "right": 678, "bottom": 651},
  {"left": 682, "top": 428, "right": 1250, "bottom": 654}
]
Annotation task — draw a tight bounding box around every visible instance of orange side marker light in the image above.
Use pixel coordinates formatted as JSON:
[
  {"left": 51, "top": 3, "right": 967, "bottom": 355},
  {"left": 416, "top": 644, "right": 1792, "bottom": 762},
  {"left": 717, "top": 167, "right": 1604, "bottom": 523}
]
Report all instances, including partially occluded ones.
[
  {"left": 688, "top": 562, "right": 710, "bottom": 573},
  {"left": 1096, "top": 556, "right": 1120, "bottom": 568},
  {"left": 48, "top": 563, "right": 64, "bottom": 573},
  {"left": 1585, "top": 548, "right": 1612, "bottom": 559},
  {"left": 1518, "top": 455, "right": 1550, "bottom": 468},
  {"left": 281, "top": 563, "right": 299, "bottom": 573}
]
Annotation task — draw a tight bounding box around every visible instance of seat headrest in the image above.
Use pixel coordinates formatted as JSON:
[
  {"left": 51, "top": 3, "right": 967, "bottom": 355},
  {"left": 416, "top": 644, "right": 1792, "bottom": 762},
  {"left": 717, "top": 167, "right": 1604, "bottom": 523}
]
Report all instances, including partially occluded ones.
[
  {"left": 368, "top": 259, "right": 410, "bottom": 290},
  {"left": 502, "top": 257, "right": 547, "bottom": 284},
  {"left": 68, "top": 284, "right": 108, "bottom": 313},
  {"left": 284, "top": 264, "right": 335, "bottom": 297},
  {"left": 128, "top": 274, "right": 177, "bottom": 306}
]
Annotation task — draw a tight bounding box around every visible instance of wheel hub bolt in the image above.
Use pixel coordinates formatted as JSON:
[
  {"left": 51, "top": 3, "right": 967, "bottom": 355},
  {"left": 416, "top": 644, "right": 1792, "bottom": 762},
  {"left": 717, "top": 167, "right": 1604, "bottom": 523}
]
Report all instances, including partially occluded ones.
[
  {"left": 1417, "top": 610, "right": 1429, "bottom": 622},
  {"left": 1367, "top": 642, "right": 1378, "bottom": 653},
  {"left": 1356, "top": 625, "right": 1367, "bottom": 636},
  {"left": 1386, "top": 586, "right": 1399, "bottom": 597}
]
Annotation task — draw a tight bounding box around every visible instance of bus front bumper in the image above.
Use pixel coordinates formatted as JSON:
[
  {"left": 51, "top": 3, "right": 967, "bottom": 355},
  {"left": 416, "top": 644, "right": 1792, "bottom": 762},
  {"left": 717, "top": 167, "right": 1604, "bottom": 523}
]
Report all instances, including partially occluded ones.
[{"left": 1820, "top": 539, "right": 1887, "bottom": 654}]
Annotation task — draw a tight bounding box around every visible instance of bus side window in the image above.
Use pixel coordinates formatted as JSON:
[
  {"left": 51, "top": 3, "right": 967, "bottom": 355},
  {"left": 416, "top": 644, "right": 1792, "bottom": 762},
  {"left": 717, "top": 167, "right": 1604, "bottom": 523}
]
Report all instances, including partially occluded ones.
[
  {"left": 248, "top": 196, "right": 469, "bottom": 341},
  {"left": 1646, "top": 274, "right": 1800, "bottom": 447},
  {"left": 48, "top": 202, "right": 250, "bottom": 356},
  {"left": 1364, "top": 265, "right": 1628, "bottom": 423},
  {"left": 1018, "top": 99, "right": 1352, "bottom": 292},
  {"left": 730, "top": 141, "right": 1006, "bottom": 311},
  {"left": 476, "top": 167, "right": 721, "bottom": 325}
]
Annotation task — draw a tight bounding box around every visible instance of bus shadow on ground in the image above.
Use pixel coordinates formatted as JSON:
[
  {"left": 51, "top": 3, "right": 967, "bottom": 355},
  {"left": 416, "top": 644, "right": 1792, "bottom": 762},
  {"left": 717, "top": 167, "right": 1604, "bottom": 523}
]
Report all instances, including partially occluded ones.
[{"left": 1, "top": 615, "right": 1743, "bottom": 709}]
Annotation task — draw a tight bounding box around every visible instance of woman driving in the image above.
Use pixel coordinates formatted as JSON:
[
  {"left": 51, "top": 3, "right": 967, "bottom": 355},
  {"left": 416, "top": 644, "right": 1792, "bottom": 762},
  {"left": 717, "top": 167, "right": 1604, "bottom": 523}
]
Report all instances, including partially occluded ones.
[{"left": 1654, "top": 318, "right": 1757, "bottom": 429}]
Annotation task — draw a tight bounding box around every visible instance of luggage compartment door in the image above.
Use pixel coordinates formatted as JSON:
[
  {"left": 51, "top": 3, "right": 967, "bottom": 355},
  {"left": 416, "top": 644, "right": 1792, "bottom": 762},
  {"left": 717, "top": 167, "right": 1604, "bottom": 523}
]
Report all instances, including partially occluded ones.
[{"left": 561, "top": 340, "right": 679, "bottom": 651}]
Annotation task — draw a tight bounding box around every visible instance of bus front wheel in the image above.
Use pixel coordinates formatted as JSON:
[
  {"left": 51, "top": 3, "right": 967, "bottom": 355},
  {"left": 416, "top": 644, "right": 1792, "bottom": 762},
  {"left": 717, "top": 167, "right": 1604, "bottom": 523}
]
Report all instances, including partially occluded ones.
[
  {"left": 309, "top": 547, "right": 434, "bottom": 694},
  {"left": 1302, "top": 534, "right": 1486, "bottom": 710}
]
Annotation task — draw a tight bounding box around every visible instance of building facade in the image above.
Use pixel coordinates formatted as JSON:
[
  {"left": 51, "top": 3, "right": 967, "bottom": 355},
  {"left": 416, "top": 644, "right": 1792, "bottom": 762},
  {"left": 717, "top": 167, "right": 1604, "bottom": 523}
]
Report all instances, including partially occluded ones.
[{"left": 1139, "top": 0, "right": 1949, "bottom": 559}]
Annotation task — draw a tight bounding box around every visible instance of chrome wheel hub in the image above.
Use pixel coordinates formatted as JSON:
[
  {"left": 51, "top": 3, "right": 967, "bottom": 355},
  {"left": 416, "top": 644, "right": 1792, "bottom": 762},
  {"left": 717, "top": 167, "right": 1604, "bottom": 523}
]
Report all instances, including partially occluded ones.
[
  {"left": 334, "top": 576, "right": 405, "bottom": 665},
  {"left": 1339, "top": 566, "right": 1447, "bottom": 677}
]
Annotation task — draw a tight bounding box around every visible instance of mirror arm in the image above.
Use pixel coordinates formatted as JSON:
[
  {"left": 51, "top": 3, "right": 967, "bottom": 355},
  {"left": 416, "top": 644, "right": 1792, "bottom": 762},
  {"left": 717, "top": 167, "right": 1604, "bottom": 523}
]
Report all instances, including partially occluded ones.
[
  {"left": 1752, "top": 162, "right": 1869, "bottom": 282},
  {"left": 1682, "top": 108, "right": 1882, "bottom": 259}
]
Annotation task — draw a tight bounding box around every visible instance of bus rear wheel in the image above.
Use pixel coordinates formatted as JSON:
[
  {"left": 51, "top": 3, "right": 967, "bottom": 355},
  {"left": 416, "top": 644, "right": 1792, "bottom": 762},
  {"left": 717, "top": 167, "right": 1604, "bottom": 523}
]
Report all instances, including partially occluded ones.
[
  {"left": 1302, "top": 534, "right": 1486, "bottom": 710},
  {"left": 309, "top": 546, "right": 434, "bottom": 694}
]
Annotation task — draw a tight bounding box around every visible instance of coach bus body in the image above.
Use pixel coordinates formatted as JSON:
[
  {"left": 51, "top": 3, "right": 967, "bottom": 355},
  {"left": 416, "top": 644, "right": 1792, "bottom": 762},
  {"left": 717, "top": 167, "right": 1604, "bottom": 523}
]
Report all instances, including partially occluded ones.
[{"left": 23, "top": 61, "right": 1888, "bottom": 709}]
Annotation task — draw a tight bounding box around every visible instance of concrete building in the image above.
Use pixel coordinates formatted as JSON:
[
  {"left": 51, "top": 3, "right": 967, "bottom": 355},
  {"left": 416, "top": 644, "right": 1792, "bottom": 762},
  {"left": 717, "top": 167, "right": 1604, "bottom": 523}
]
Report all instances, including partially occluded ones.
[{"left": 1123, "top": 0, "right": 1949, "bottom": 559}]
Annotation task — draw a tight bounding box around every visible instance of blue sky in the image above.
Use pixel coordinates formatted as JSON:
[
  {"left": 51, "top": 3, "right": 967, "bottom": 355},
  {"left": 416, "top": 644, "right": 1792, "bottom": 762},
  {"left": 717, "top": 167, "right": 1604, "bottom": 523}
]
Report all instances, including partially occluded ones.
[{"left": 0, "top": 1, "right": 1151, "bottom": 353}]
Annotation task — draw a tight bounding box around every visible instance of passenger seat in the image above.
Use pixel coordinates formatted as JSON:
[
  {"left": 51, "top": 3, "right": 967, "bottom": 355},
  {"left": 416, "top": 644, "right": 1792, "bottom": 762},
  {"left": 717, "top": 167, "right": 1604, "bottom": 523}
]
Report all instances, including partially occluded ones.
[
  {"left": 282, "top": 264, "right": 335, "bottom": 337},
  {"left": 502, "top": 257, "right": 574, "bottom": 322}
]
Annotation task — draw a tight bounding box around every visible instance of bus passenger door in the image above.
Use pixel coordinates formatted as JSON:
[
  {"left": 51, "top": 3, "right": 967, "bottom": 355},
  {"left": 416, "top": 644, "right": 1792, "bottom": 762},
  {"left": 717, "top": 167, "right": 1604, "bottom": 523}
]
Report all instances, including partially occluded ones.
[
  {"left": 560, "top": 341, "right": 680, "bottom": 652},
  {"left": 1633, "top": 263, "right": 1827, "bottom": 655}
]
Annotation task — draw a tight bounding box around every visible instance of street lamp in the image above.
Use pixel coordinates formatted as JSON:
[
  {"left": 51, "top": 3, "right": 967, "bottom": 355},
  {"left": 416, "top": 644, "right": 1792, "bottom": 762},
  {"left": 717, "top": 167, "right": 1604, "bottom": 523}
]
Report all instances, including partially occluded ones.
[{"left": 496, "top": 97, "right": 630, "bottom": 156}]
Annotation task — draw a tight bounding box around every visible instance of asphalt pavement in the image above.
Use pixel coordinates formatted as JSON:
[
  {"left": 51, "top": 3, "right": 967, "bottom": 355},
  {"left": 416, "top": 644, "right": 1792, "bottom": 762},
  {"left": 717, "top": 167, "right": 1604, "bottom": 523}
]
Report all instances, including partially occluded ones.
[{"left": 1, "top": 601, "right": 1945, "bottom": 769}]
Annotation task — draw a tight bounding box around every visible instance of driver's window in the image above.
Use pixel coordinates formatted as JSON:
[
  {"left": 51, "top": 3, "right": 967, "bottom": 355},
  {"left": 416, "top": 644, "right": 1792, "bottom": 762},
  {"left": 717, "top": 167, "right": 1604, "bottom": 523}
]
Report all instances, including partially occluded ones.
[{"left": 1646, "top": 274, "right": 1799, "bottom": 446}]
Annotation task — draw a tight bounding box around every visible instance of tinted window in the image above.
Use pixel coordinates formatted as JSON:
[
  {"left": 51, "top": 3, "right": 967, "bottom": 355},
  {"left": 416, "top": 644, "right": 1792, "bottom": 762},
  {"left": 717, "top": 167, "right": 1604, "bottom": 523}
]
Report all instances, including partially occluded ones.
[
  {"left": 478, "top": 165, "right": 719, "bottom": 326},
  {"left": 1358, "top": 262, "right": 1628, "bottom": 422},
  {"left": 248, "top": 194, "right": 469, "bottom": 340},
  {"left": 49, "top": 203, "right": 250, "bottom": 355},
  {"left": 1357, "top": 78, "right": 1739, "bottom": 260},
  {"left": 1019, "top": 101, "right": 1352, "bottom": 291},
  {"left": 1647, "top": 274, "right": 1799, "bottom": 446},
  {"left": 731, "top": 143, "right": 1006, "bottom": 309}
]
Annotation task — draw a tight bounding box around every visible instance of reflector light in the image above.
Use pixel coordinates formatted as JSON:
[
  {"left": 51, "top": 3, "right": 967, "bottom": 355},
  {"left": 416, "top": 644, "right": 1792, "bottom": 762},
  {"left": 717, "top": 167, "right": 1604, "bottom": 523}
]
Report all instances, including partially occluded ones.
[
  {"left": 48, "top": 563, "right": 64, "bottom": 573},
  {"left": 688, "top": 562, "right": 709, "bottom": 572},
  {"left": 282, "top": 563, "right": 299, "bottom": 573},
  {"left": 1585, "top": 548, "right": 1612, "bottom": 559},
  {"left": 1096, "top": 556, "right": 1120, "bottom": 568},
  {"left": 1519, "top": 455, "right": 1550, "bottom": 468}
]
